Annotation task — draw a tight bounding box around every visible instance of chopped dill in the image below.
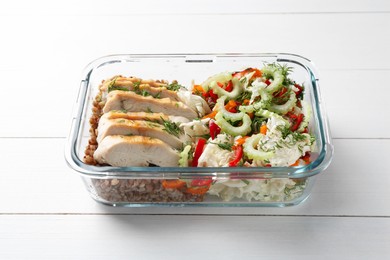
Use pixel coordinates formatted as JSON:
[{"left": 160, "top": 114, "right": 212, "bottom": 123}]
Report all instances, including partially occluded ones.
[
  {"left": 277, "top": 125, "right": 292, "bottom": 139},
  {"left": 107, "top": 77, "right": 129, "bottom": 93},
  {"left": 160, "top": 117, "right": 183, "bottom": 137},
  {"left": 209, "top": 142, "right": 233, "bottom": 151},
  {"left": 166, "top": 82, "right": 184, "bottom": 91},
  {"left": 108, "top": 86, "right": 129, "bottom": 92},
  {"left": 132, "top": 81, "right": 141, "bottom": 91},
  {"left": 140, "top": 89, "right": 151, "bottom": 97},
  {"left": 193, "top": 134, "right": 211, "bottom": 140}
]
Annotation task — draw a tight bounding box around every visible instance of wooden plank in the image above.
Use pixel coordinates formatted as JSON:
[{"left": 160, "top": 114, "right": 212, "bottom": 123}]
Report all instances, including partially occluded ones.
[
  {"left": 0, "top": 215, "right": 389, "bottom": 259},
  {"left": 1, "top": 0, "right": 389, "bottom": 16},
  {"left": 320, "top": 70, "right": 390, "bottom": 138},
  {"left": 0, "top": 138, "right": 389, "bottom": 216}
]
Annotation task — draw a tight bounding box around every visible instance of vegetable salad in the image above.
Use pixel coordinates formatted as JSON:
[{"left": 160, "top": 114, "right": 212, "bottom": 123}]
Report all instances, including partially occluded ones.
[{"left": 163, "top": 63, "right": 315, "bottom": 202}]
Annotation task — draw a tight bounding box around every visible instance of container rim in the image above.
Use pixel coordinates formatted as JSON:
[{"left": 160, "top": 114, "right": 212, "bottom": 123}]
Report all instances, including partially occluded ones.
[{"left": 65, "top": 53, "right": 333, "bottom": 180}]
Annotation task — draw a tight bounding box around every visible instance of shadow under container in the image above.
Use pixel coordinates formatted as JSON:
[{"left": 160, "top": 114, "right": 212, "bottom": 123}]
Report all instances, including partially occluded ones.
[{"left": 65, "top": 53, "right": 333, "bottom": 207}]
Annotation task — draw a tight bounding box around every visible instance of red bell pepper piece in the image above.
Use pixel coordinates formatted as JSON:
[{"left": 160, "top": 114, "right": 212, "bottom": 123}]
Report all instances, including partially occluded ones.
[
  {"left": 294, "top": 84, "right": 304, "bottom": 98},
  {"left": 208, "top": 89, "right": 218, "bottom": 102},
  {"left": 229, "top": 145, "right": 243, "bottom": 167},
  {"left": 209, "top": 120, "right": 221, "bottom": 140},
  {"left": 216, "top": 80, "right": 233, "bottom": 92},
  {"left": 290, "top": 113, "right": 304, "bottom": 131},
  {"left": 192, "top": 138, "right": 207, "bottom": 167},
  {"left": 224, "top": 80, "right": 233, "bottom": 92},
  {"left": 233, "top": 68, "right": 262, "bottom": 79}
]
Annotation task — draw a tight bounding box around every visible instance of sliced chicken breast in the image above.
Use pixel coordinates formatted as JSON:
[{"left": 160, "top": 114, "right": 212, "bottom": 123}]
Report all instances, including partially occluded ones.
[
  {"left": 116, "top": 83, "right": 180, "bottom": 101},
  {"left": 100, "top": 76, "right": 170, "bottom": 93},
  {"left": 94, "top": 135, "right": 180, "bottom": 167},
  {"left": 103, "top": 91, "right": 198, "bottom": 119},
  {"left": 100, "top": 111, "right": 168, "bottom": 125},
  {"left": 99, "top": 111, "right": 190, "bottom": 126},
  {"left": 114, "top": 77, "right": 169, "bottom": 88},
  {"left": 96, "top": 118, "right": 183, "bottom": 149}
]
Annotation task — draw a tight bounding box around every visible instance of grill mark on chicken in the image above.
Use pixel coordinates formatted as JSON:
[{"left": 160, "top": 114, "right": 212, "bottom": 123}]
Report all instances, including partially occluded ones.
[
  {"left": 101, "top": 76, "right": 169, "bottom": 91},
  {"left": 97, "top": 118, "right": 183, "bottom": 149},
  {"left": 100, "top": 111, "right": 190, "bottom": 125},
  {"left": 107, "top": 80, "right": 180, "bottom": 101},
  {"left": 100, "top": 111, "right": 169, "bottom": 124}
]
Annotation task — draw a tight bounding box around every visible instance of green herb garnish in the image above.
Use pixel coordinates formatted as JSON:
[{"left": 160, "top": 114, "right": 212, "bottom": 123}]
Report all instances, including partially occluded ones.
[
  {"left": 133, "top": 81, "right": 141, "bottom": 91},
  {"left": 292, "top": 132, "right": 307, "bottom": 142},
  {"left": 108, "top": 86, "right": 130, "bottom": 92},
  {"left": 193, "top": 134, "right": 211, "bottom": 140},
  {"left": 107, "top": 77, "right": 129, "bottom": 93},
  {"left": 140, "top": 89, "right": 151, "bottom": 97},
  {"left": 251, "top": 117, "right": 266, "bottom": 134},
  {"left": 166, "top": 82, "right": 184, "bottom": 91},
  {"left": 160, "top": 117, "right": 183, "bottom": 137},
  {"left": 210, "top": 142, "right": 233, "bottom": 151},
  {"left": 277, "top": 125, "right": 292, "bottom": 139}
]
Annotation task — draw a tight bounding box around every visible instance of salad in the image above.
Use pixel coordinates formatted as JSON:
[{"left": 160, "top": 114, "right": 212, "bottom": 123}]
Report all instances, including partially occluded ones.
[{"left": 171, "top": 63, "right": 315, "bottom": 201}]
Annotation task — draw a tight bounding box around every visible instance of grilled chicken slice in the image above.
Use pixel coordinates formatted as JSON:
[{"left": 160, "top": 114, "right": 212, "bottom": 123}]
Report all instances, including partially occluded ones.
[
  {"left": 94, "top": 135, "right": 180, "bottom": 167},
  {"left": 99, "top": 111, "right": 189, "bottom": 126},
  {"left": 103, "top": 91, "right": 198, "bottom": 119},
  {"left": 101, "top": 76, "right": 169, "bottom": 91},
  {"left": 107, "top": 82, "right": 180, "bottom": 101},
  {"left": 96, "top": 118, "right": 183, "bottom": 149},
  {"left": 114, "top": 77, "right": 169, "bottom": 88}
]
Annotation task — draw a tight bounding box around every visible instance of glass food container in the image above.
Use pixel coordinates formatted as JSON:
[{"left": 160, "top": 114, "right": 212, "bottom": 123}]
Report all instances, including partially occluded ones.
[{"left": 65, "top": 53, "right": 333, "bottom": 207}]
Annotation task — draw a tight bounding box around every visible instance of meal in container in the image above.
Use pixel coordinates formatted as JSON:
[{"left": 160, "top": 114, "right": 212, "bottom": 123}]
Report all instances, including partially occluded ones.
[{"left": 84, "top": 62, "right": 316, "bottom": 203}]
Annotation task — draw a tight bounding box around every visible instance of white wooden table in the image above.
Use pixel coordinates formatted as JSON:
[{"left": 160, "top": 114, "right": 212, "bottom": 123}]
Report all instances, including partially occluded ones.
[{"left": 1, "top": 1, "right": 389, "bottom": 259}]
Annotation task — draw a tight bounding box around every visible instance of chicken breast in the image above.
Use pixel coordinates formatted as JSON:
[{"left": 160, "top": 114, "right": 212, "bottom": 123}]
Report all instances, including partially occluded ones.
[
  {"left": 99, "top": 111, "right": 168, "bottom": 125},
  {"left": 114, "top": 77, "right": 169, "bottom": 88},
  {"left": 94, "top": 135, "right": 180, "bottom": 167},
  {"left": 99, "top": 111, "right": 189, "bottom": 126},
  {"left": 107, "top": 82, "right": 180, "bottom": 101},
  {"left": 100, "top": 76, "right": 168, "bottom": 92},
  {"left": 96, "top": 118, "right": 183, "bottom": 149},
  {"left": 103, "top": 91, "right": 198, "bottom": 119}
]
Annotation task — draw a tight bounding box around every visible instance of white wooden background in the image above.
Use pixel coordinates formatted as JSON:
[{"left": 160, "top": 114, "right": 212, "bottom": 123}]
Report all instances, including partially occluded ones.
[{"left": 1, "top": 0, "right": 390, "bottom": 259}]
